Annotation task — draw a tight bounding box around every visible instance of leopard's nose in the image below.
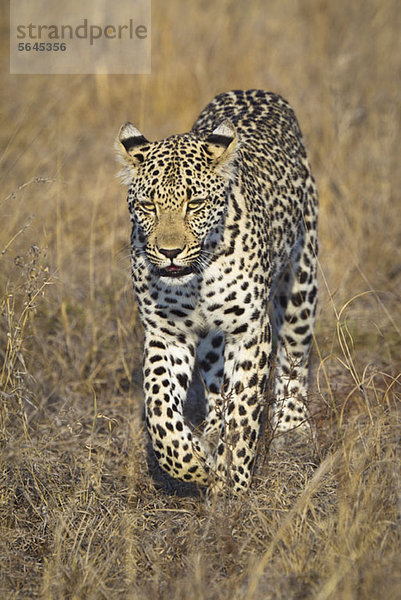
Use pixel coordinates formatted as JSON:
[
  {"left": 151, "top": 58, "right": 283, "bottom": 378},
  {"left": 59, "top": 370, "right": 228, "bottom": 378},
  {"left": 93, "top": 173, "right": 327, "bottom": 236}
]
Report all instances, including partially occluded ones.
[{"left": 159, "top": 247, "right": 182, "bottom": 260}]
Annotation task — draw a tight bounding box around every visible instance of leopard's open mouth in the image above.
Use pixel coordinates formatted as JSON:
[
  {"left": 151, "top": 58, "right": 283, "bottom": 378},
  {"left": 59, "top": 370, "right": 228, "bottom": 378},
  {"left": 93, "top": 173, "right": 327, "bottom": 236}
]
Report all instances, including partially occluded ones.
[{"left": 159, "top": 264, "right": 194, "bottom": 278}]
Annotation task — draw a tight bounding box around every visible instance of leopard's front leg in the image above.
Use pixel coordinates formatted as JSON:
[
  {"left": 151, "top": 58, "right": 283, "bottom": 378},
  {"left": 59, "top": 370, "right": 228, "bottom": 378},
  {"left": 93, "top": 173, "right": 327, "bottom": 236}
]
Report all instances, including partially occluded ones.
[
  {"left": 212, "top": 322, "right": 272, "bottom": 493},
  {"left": 143, "top": 333, "right": 213, "bottom": 485}
]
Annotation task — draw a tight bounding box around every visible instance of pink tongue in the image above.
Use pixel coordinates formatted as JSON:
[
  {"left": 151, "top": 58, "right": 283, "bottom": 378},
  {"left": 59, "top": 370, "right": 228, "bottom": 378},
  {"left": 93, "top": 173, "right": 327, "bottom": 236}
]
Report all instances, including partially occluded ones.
[{"left": 167, "top": 265, "right": 181, "bottom": 271}]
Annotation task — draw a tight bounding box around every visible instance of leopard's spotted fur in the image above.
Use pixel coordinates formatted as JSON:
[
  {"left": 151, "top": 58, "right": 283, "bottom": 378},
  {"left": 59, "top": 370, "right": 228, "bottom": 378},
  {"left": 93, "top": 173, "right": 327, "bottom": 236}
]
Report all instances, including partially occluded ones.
[{"left": 117, "top": 90, "right": 318, "bottom": 493}]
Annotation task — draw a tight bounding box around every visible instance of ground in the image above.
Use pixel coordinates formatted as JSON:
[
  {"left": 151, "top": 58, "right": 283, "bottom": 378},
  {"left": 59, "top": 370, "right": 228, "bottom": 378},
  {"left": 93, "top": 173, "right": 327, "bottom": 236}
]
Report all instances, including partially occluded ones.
[{"left": 0, "top": 1, "right": 400, "bottom": 598}]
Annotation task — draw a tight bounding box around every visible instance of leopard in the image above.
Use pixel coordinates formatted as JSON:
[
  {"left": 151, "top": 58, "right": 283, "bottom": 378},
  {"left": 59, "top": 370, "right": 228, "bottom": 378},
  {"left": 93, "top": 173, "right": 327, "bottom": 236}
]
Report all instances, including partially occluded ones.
[{"left": 116, "top": 89, "right": 318, "bottom": 494}]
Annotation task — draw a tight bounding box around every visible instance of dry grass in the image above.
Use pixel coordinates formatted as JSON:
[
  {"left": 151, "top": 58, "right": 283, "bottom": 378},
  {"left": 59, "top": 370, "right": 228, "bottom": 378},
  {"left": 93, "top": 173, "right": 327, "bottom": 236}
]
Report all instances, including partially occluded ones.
[{"left": 1, "top": 0, "right": 400, "bottom": 598}]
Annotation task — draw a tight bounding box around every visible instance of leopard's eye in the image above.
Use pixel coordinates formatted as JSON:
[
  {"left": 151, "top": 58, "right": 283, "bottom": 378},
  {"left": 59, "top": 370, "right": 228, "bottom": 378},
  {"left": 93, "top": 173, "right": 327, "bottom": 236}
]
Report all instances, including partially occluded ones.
[
  {"left": 187, "top": 198, "right": 206, "bottom": 212},
  {"left": 138, "top": 201, "right": 156, "bottom": 213}
]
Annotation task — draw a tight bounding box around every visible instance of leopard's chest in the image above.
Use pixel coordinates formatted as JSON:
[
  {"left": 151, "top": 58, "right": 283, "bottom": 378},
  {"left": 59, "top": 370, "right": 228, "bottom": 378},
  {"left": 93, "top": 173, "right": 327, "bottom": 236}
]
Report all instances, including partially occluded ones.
[
  {"left": 138, "top": 248, "right": 265, "bottom": 339},
  {"left": 197, "top": 257, "right": 265, "bottom": 334}
]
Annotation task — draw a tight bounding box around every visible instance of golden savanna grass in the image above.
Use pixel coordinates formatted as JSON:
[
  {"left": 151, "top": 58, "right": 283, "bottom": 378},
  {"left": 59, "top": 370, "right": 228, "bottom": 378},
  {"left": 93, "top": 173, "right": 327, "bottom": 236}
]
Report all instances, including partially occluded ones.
[{"left": 1, "top": 1, "right": 400, "bottom": 598}]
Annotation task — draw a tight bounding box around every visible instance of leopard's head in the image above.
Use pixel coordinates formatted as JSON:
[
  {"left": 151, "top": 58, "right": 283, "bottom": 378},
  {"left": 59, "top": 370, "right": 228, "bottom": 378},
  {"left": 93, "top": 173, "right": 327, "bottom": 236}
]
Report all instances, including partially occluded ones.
[{"left": 116, "top": 121, "right": 239, "bottom": 278}]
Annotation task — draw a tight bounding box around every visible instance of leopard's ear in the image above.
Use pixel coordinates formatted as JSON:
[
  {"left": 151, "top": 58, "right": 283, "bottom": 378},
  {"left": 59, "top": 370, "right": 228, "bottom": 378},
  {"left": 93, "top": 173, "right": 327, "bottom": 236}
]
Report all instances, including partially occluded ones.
[
  {"left": 203, "top": 120, "right": 238, "bottom": 176},
  {"left": 115, "top": 122, "right": 150, "bottom": 182}
]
